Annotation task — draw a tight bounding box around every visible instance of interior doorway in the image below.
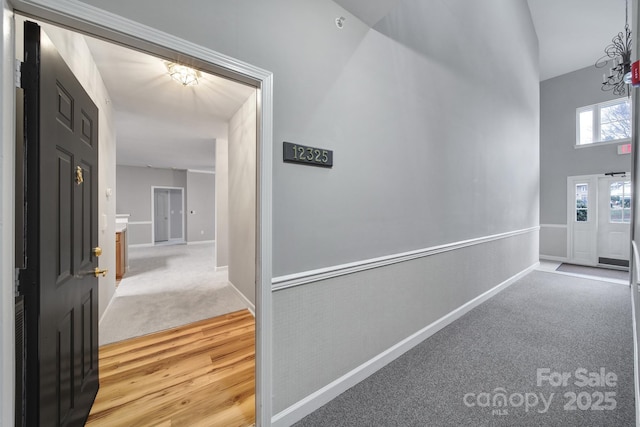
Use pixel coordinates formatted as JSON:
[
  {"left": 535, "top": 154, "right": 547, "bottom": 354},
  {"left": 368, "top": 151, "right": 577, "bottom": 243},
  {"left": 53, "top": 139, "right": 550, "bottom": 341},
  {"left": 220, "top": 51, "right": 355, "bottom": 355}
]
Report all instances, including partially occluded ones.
[
  {"left": 9, "top": 4, "right": 272, "bottom": 425},
  {"left": 567, "top": 174, "right": 631, "bottom": 268},
  {"left": 152, "top": 187, "right": 184, "bottom": 244}
]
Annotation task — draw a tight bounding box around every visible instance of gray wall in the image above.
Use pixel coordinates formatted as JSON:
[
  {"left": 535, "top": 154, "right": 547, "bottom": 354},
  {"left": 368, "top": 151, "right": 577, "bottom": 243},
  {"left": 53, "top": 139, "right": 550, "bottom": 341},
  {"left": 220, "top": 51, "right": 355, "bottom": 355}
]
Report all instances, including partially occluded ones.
[
  {"left": 116, "top": 165, "right": 187, "bottom": 245},
  {"left": 274, "top": 230, "right": 538, "bottom": 412},
  {"left": 81, "top": 0, "right": 539, "bottom": 275},
  {"left": 540, "top": 65, "right": 631, "bottom": 257},
  {"left": 80, "top": 0, "right": 540, "bottom": 416},
  {"left": 539, "top": 225, "right": 567, "bottom": 258},
  {"left": 229, "top": 92, "right": 257, "bottom": 304},
  {"left": 215, "top": 139, "right": 229, "bottom": 268},
  {"left": 631, "top": 0, "right": 640, "bottom": 403},
  {"left": 186, "top": 170, "right": 216, "bottom": 243}
]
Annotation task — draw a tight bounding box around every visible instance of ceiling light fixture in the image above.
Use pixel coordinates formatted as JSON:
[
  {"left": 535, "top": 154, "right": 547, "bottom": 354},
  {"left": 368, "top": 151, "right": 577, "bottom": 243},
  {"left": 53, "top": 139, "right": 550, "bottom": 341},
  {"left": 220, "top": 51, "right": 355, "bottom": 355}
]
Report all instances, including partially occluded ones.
[
  {"left": 166, "top": 62, "right": 201, "bottom": 86},
  {"left": 596, "top": 0, "right": 632, "bottom": 96}
]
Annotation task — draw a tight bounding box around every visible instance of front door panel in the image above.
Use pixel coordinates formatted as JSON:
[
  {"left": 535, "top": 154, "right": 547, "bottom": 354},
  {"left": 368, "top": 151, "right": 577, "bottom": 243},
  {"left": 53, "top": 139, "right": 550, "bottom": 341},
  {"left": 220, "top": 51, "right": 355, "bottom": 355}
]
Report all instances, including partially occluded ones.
[
  {"left": 597, "top": 177, "right": 631, "bottom": 264},
  {"left": 569, "top": 178, "right": 597, "bottom": 265},
  {"left": 154, "top": 189, "right": 169, "bottom": 242},
  {"left": 22, "top": 21, "right": 99, "bottom": 426}
]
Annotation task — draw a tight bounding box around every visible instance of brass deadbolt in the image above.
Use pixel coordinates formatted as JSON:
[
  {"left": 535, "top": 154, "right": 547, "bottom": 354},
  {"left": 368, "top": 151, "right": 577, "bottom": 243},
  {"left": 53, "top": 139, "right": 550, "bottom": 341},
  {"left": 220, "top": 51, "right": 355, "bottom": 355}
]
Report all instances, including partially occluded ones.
[{"left": 93, "top": 247, "right": 102, "bottom": 257}]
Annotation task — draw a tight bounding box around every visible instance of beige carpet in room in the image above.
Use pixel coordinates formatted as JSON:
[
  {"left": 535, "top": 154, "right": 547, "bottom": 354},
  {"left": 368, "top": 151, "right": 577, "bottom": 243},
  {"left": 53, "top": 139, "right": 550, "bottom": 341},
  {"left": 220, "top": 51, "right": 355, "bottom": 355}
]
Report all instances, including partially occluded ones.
[{"left": 99, "top": 243, "right": 249, "bottom": 345}]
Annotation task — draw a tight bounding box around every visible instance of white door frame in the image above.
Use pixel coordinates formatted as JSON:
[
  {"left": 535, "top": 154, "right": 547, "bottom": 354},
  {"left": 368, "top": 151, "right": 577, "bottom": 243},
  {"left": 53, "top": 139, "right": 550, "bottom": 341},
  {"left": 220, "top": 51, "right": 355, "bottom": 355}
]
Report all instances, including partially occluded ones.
[
  {"left": 151, "top": 186, "right": 185, "bottom": 244},
  {"left": 2, "top": 1, "right": 273, "bottom": 425}
]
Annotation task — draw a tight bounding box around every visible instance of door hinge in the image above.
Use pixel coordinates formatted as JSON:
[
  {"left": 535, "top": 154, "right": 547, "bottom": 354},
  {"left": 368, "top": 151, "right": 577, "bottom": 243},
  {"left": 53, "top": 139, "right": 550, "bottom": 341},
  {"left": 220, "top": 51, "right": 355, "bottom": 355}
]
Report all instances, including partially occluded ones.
[
  {"left": 15, "top": 59, "right": 22, "bottom": 88},
  {"left": 14, "top": 268, "right": 20, "bottom": 297}
]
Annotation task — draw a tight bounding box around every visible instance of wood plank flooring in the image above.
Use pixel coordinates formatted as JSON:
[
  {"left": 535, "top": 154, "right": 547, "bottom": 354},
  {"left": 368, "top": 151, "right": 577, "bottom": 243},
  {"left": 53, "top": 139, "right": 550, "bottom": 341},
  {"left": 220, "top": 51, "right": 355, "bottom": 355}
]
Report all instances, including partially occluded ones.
[{"left": 86, "top": 309, "right": 255, "bottom": 427}]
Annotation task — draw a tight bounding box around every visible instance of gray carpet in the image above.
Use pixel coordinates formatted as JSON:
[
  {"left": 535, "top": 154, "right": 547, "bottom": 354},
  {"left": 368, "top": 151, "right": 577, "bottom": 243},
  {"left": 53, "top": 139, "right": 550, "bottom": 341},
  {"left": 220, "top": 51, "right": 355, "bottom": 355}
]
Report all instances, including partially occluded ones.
[
  {"left": 99, "top": 243, "right": 248, "bottom": 345},
  {"left": 295, "top": 271, "right": 635, "bottom": 426},
  {"left": 556, "top": 263, "right": 629, "bottom": 281}
]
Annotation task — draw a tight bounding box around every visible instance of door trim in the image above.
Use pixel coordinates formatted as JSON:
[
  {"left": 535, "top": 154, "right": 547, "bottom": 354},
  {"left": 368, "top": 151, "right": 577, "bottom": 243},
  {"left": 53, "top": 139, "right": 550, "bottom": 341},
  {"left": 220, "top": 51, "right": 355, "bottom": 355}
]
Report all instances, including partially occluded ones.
[
  {"left": 4, "top": 1, "right": 274, "bottom": 425},
  {"left": 1, "top": 5, "right": 16, "bottom": 426},
  {"left": 151, "top": 186, "right": 185, "bottom": 244}
]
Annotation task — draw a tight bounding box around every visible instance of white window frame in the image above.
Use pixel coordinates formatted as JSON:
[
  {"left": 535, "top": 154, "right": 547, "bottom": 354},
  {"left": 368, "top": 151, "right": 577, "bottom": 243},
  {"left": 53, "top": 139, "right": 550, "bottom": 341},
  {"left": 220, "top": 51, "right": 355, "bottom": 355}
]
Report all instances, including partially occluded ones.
[{"left": 575, "top": 97, "right": 632, "bottom": 148}]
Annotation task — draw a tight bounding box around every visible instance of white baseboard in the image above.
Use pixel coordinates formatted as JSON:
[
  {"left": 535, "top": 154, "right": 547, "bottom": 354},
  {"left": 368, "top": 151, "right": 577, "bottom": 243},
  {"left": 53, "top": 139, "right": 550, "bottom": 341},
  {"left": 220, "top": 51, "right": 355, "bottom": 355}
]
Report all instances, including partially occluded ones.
[
  {"left": 271, "top": 262, "right": 539, "bottom": 427},
  {"left": 187, "top": 239, "right": 215, "bottom": 245},
  {"left": 631, "top": 242, "right": 640, "bottom": 426},
  {"left": 539, "top": 254, "right": 568, "bottom": 263},
  {"left": 98, "top": 291, "right": 117, "bottom": 326},
  {"left": 128, "top": 243, "right": 154, "bottom": 248},
  {"left": 216, "top": 265, "right": 228, "bottom": 273},
  {"left": 227, "top": 280, "right": 255, "bottom": 317},
  {"left": 631, "top": 281, "right": 640, "bottom": 427}
]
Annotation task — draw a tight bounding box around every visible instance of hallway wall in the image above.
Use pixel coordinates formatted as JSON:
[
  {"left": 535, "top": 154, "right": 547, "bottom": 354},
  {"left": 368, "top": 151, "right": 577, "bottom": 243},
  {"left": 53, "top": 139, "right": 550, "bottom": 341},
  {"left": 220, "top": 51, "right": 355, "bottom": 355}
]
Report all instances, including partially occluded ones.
[
  {"left": 228, "top": 92, "right": 257, "bottom": 305},
  {"left": 186, "top": 170, "right": 216, "bottom": 243},
  {"left": 80, "top": 0, "right": 538, "bottom": 274},
  {"left": 117, "top": 166, "right": 218, "bottom": 245},
  {"left": 41, "top": 0, "right": 539, "bottom": 420},
  {"left": 540, "top": 65, "right": 631, "bottom": 259},
  {"left": 116, "top": 165, "right": 187, "bottom": 245},
  {"left": 215, "top": 138, "right": 229, "bottom": 268},
  {"left": 631, "top": 1, "right": 640, "bottom": 419}
]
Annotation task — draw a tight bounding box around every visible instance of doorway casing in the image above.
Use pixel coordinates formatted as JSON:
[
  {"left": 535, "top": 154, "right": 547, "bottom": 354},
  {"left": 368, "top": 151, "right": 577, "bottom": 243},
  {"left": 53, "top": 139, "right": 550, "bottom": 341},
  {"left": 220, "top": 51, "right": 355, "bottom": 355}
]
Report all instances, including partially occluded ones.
[
  {"left": 566, "top": 173, "right": 632, "bottom": 268},
  {"left": 2, "top": 0, "right": 273, "bottom": 425},
  {"left": 152, "top": 186, "right": 185, "bottom": 244}
]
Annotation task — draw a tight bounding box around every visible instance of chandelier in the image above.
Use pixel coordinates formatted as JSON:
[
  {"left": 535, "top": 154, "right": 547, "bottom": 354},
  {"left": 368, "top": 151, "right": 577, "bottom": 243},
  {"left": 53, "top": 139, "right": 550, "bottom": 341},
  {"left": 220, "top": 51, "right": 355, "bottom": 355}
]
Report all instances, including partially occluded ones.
[
  {"left": 596, "top": 0, "right": 632, "bottom": 96},
  {"left": 165, "top": 62, "right": 201, "bottom": 86}
]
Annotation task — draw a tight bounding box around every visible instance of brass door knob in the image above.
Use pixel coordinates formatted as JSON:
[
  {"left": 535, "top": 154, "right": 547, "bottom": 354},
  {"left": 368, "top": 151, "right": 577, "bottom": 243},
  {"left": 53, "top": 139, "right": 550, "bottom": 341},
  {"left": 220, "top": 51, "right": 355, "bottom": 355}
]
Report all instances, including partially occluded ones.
[
  {"left": 93, "top": 247, "right": 102, "bottom": 257},
  {"left": 94, "top": 267, "right": 108, "bottom": 278}
]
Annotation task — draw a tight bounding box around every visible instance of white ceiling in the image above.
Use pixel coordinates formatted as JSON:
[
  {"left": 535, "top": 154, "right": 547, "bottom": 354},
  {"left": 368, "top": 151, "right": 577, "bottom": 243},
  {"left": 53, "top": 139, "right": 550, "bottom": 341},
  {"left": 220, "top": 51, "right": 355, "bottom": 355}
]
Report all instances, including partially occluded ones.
[
  {"left": 80, "top": 1, "right": 626, "bottom": 170},
  {"left": 83, "top": 36, "right": 255, "bottom": 172},
  {"left": 335, "top": 0, "right": 628, "bottom": 81},
  {"left": 526, "top": 0, "right": 630, "bottom": 81},
  {"left": 333, "top": 0, "right": 402, "bottom": 27}
]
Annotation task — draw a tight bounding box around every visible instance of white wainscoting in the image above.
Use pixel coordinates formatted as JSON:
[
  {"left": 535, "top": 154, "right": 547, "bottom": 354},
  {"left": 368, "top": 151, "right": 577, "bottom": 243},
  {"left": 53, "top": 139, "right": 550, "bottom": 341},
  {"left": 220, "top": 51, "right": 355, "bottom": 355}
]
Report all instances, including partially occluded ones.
[
  {"left": 273, "top": 227, "right": 539, "bottom": 291},
  {"left": 539, "top": 223, "right": 568, "bottom": 261},
  {"left": 271, "top": 262, "right": 539, "bottom": 426},
  {"left": 271, "top": 227, "right": 539, "bottom": 424}
]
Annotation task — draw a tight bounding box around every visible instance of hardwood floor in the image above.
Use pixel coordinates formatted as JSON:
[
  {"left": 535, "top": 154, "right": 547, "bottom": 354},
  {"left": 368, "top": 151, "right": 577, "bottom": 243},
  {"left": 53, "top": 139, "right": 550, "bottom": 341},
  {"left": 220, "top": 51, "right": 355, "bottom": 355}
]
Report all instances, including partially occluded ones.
[{"left": 86, "top": 309, "right": 255, "bottom": 427}]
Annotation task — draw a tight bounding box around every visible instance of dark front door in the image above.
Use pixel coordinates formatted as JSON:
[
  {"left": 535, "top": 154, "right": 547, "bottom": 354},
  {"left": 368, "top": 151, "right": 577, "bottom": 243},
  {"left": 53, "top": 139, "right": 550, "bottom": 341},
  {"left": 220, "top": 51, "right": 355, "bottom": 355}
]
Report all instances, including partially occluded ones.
[{"left": 21, "top": 21, "right": 100, "bottom": 426}]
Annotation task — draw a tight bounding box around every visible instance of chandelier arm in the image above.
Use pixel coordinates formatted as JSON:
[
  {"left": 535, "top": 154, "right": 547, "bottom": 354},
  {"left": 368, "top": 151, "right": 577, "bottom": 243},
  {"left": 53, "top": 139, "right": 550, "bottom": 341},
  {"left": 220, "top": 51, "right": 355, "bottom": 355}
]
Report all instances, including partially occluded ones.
[{"left": 596, "top": 0, "right": 632, "bottom": 97}]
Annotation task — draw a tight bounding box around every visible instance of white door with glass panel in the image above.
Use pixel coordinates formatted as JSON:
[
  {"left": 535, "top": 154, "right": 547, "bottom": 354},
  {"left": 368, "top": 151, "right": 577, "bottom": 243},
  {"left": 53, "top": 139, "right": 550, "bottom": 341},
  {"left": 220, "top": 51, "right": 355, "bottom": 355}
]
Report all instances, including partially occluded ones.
[
  {"left": 568, "top": 176, "right": 598, "bottom": 265},
  {"left": 597, "top": 177, "right": 631, "bottom": 266}
]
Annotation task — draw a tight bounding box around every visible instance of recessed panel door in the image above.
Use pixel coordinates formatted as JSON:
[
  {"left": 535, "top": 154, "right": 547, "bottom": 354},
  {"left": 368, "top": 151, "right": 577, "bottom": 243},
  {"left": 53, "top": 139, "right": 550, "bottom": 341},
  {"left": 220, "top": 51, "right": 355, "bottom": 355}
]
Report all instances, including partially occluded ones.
[
  {"left": 154, "top": 189, "right": 169, "bottom": 242},
  {"left": 22, "top": 21, "right": 99, "bottom": 426}
]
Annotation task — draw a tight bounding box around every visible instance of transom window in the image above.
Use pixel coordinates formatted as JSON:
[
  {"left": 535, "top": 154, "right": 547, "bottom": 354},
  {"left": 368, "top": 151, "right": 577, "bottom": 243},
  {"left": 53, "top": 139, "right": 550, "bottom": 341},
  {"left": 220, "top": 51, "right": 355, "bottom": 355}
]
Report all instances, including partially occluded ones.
[{"left": 576, "top": 98, "right": 631, "bottom": 146}]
